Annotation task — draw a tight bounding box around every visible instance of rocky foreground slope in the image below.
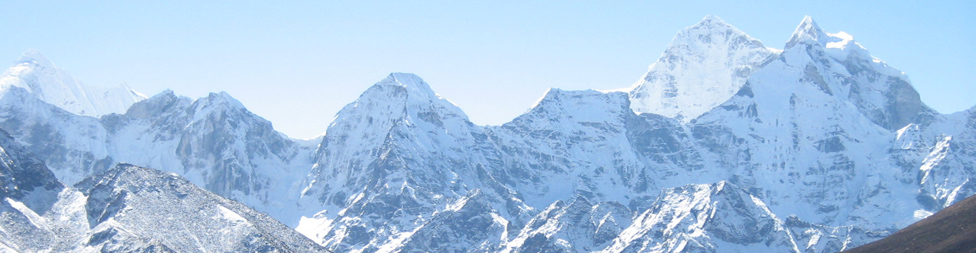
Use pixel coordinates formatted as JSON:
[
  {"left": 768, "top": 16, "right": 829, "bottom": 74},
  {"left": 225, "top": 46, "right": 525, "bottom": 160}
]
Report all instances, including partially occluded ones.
[
  {"left": 844, "top": 193, "right": 976, "bottom": 253},
  {"left": 0, "top": 129, "right": 322, "bottom": 252}
]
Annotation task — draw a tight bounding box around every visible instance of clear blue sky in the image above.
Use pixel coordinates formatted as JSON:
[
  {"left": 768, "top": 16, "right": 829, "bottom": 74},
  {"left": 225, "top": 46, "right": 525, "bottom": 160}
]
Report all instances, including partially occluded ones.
[{"left": 1, "top": 1, "right": 973, "bottom": 139}]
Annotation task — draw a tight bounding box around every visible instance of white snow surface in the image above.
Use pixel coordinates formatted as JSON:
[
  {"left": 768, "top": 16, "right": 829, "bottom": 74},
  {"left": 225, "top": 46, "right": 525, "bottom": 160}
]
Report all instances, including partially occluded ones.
[
  {"left": 629, "top": 15, "right": 778, "bottom": 122},
  {"left": 0, "top": 49, "right": 146, "bottom": 117},
  {"left": 0, "top": 16, "right": 973, "bottom": 253}
]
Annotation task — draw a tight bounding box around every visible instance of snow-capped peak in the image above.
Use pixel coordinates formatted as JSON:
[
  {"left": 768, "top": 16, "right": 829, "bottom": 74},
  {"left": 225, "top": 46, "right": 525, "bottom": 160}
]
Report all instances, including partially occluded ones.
[
  {"left": 786, "top": 17, "right": 866, "bottom": 56},
  {"left": 773, "top": 17, "right": 930, "bottom": 131},
  {"left": 377, "top": 72, "right": 439, "bottom": 101},
  {"left": 198, "top": 91, "right": 247, "bottom": 111},
  {"left": 700, "top": 14, "right": 721, "bottom": 22},
  {"left": 16, "top": 49, "right": 56, "bottom": 72},
  {"left": 629, "top": 15, "right": 777, "bottom": 122},
  {"left": 154, "top": 89, "right": 177, "bottom": 99},
  {"left": 786, "top": 16, "right": 830, "bottom": 49},
  {"left": 0, "top": 49, "right": 147, "bottom": 117},
  {"left": 342, "top": 72, "right": 469, "bottom": 123},
  {"left": 694, "top": 15, "right": 734, "bottom": 31},
  {"left": 523, "top": 88, "right": 630, "bottom": 125}
]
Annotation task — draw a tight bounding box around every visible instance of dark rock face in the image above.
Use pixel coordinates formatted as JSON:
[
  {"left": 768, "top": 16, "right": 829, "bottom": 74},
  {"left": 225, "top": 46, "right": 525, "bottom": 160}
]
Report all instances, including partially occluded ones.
[
  {"left": 0, "top": 128, "right": 64, "bottom": 206},
  {"left": 74, "top": 164, "right": 324, "bottom": 252},
  {"left": 0, "top": 128, "right": 65, "bottom": 252},
  {"left": 0, "top": 123, "right": 322, "bottom": 252},
  {"left": 844, "top": 194, "right": 976, "bottom": 253},
  {"left": 0, "top": 87, "right": 109, "bottom": 183},
  {"left": 0, "top": 154, "right": 324, "bottom": 251},
  {"left": 0, "top": 86, "right": 315, "bottom": 224}
]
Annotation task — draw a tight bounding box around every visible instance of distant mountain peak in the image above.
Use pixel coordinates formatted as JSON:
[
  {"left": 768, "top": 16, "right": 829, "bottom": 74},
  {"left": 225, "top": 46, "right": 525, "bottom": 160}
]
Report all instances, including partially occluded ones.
[
  {"left": 16, "top": 49, "right": 55, "bottom": 69},
  {"left": 344, "top": 72, "right": 466, "bottom": 121},
  {"left": 771, "top": 17, "right": 931, "bottom": 131},
  {"left": 786, "top": 16, "right": 829, "bottom": 48},
  {"left": 384, "top": 72, "right": 424, "bottom": 86},
  {"left": 673, "top": 15, "right": 749, "bottom": 47},
  {"left": 629, "top": 15, "right": 776, "bottom": 122},
  {"left": 0, "top": 50, "right": 147, "bottom": 117},
  {"left": 700, "top": 14, "right": 722, "bottom": 22},
  {"left": 692, "top": 15, "right": 734, "bottom": 31},
  {"left": 520, "top": 88, "right": 630, "bottom": 125},
  {"left": 198, "top": 91, "right": 247, "bottom": 111},
  {"left": 376, "top": 72, "right": 439, "bottom": 101}
]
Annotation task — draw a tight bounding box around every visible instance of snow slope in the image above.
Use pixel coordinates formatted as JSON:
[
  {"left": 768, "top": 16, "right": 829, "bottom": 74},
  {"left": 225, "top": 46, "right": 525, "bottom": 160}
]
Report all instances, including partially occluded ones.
[
  {"left": 0, "top": 49, "right": 145, "bottom": 117},
  {"left": 0, "top": 79, "right": 315, "bottom": 225},
  {"left": 0, "top": 15, "right": 973, "bottom": 253},
  {"left": 288, "top": 16, "right": 974, "bottom": 252},
  {"left": 0, "top": 128, "right": 322, "bottom": 252},
  {"left": 629, "top": 16, "right": 778, "bottom": 122}
]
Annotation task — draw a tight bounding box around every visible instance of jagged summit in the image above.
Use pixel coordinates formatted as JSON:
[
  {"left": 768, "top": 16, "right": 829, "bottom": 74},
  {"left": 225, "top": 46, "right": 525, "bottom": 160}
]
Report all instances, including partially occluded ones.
[
  {"left": 195, "top": 91, "right": 247, "bottom": 111},
  {"left": 78, "top": 163, "right": 169, "bottom": 187},
  {"left": 665, "top": 15, "right": 766, "bottom": 58},
  {"left": 785, "top": 16, "right": 868, "bottom": 56},
  {"left": 771, "top": 17, "right": 931, "bottom": 131},
  {"left": 629, "top": 15, "right": 777, "bottom": 122},
  {"left": 15, "top": 49, "right": 56, "bottom": 69},
  {"left": 1, "top": 16, "right": 973, "bottom": 252},
  {"left": 691, "top": 15, "right": 735, "bottom": 32},
  {"left": 122, "top": 89, "right": 189, "bottom": 119},
  {"left": 379, "top": 72, "right": 436, "bottom": 97},
  {"left": 153, "top": 89, "right": 177, "bottom": 99},
  {"left": 786, "top": 16, "right": 830, "bottom": 48},
  {"left": 0, "top": 49, "right": 146, "bottom": 117},
  {"left": 336, "top": 72, "right": 469, "bottom": 124},
  {"left": 521, "top": 88, "right": 630, "bottom": 125},
  {"left": 700, "top": 14, "right": 721, "bottom": 22}
]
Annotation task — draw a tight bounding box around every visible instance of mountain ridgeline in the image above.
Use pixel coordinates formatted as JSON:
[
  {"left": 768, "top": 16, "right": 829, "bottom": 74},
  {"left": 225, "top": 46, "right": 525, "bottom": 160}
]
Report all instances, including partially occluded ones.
[{"left": 0, "top": 16, "right": 972, "bottom": 252}]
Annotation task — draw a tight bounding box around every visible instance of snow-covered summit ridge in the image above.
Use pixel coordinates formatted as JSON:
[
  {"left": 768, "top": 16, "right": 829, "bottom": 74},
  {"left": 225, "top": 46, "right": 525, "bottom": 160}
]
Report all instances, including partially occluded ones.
[
  {"left": 786, "top": 17, "right": 879, "bottom": 64},
  {"left": 526, "top": 88, "right": 630, "bottom": 124},
  {"left": 192, "top": 91, "right": 248, "bottom": 113},
  {"left": 16, "top": 49, "right": 55, "bottom": 68},
  {"left": 774, "top": 16, "right": 928, "bottom": 130},
  {"left": 0, "top": 49, "right": 146, "bottom": 117},
  {"left": 381, "top": 72, "right": 436, "bottom": 97},
  {"left": 629, "top": 15, "right": 777, "bottom": 122},
  {"left": 786, "top": 16, "right": 831, "bottom": 49},
  {"left": 629, "top": 15, "right": 922, "bottom": 130},
  {"left": 335, "top": 72, "right": 469, "bottom": 124}
]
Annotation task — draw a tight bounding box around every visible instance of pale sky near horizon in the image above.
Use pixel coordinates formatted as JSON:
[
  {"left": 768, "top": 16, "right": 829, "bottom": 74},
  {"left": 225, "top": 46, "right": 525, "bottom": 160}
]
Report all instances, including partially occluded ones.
[{"left": 1, "top": 1, "right": 973, "bottom": 139}]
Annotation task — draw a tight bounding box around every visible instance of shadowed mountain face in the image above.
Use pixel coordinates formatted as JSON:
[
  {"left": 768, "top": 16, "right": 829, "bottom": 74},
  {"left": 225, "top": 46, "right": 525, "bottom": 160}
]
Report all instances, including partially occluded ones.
[
  {"left": 0, "top": 129, "right": 65, "bottom": 252},
  {"left": 73, "top": 164, "right": 324, "bottom": 252},
  {"left": 844, "top": 194, "right": 976, "bottom": 253},
  {"left": 0, "top": 128, "right": 323, "bottom": 252},
  {"left": 0, "top": 15, "right": 974, "bottom": 252}
]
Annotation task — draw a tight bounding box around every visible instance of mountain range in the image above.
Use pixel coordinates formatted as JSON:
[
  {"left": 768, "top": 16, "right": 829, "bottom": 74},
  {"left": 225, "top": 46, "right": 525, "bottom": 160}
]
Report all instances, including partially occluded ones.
[{"left": 0, "top": 15, "right": 972, "bottom": 252}]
